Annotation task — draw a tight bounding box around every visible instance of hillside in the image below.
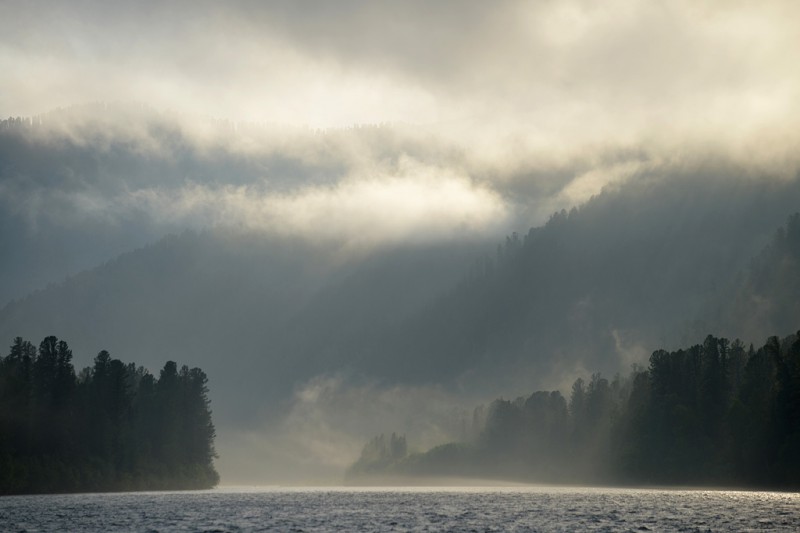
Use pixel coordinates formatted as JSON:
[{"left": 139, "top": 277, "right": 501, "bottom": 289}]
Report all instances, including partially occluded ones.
[
  {"left": 357, "top": 175, "right": 800, "bottom": 395},
  {"left": 723, "top": 213, "right": 800, "bottom": 341},
  {"left": 2, "top": 172, "right": 799, "bottom": 424},
  {"left": 0, "top": 228, "right": 489, "bottom": 423}
]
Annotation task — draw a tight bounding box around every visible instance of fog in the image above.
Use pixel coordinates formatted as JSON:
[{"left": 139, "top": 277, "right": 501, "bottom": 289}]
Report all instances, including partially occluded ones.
[
  {"left": 2, "top": 1, "right": 800, "bottom": 485},
  {"left": 216, "top": 375, "right": 476, "bottom": 484}
]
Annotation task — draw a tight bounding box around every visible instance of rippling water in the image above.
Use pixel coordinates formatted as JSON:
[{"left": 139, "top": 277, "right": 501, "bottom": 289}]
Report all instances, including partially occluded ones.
[{"left": 1, "top": 486, "right": 798, "bottom": 532}]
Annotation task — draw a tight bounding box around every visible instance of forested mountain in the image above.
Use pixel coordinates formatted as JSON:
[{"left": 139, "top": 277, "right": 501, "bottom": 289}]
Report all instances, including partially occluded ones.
[
  {"left": 2, "top": 172, "right": 800, "bottom": 428},
  {"left": 723, "top": 213, "right": 800, "bottom": 341},
  {"left": 358, "top": 179, "right": 800, "bottom": 395},
  {"left": 0, "top": 335, "right": 217, "bottom": 494},
  {"left": 349, "top": 329, "right": 800, "bottom": 488},
  {"left": 3, "top": 108, "right": 800, "bottom": 483},
  {"left": 0, "top": 229, "right": 489, "bottom": 424}
]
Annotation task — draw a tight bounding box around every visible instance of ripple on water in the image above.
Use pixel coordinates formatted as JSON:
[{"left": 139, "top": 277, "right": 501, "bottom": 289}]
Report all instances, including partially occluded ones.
[{"left": 1, "top": 486, "right": 799, "bottom": 532}]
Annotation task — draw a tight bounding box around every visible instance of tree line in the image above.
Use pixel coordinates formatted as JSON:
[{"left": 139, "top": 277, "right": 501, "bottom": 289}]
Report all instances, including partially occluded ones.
[
  {"left": 0, "top": 335, "right": 218, "bottom": 494},
  {"left": 350, "top": 330, "right": 800, "bottom": 488}
]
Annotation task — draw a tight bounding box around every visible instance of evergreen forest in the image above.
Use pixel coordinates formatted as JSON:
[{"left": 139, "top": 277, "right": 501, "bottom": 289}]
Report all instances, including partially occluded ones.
[
  {"left": 0, "top": 336, "right": 218, "bottom": 494},
  {"left": 349, "top": 330, "right": 800, "bottom": 489}
]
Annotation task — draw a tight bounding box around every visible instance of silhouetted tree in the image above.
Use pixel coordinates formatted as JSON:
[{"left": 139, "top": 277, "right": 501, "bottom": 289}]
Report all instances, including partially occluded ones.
[
  {"left": 348, "top": 329, "right": 800, "bottom": 489},
  {"left": 0, "top": 336, "right": 218, "bottom": 494}
]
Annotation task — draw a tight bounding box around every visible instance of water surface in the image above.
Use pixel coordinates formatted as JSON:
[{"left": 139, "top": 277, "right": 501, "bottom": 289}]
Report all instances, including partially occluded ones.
[{"left": 1, "top": 485, "right": 798, "bottom": 531}]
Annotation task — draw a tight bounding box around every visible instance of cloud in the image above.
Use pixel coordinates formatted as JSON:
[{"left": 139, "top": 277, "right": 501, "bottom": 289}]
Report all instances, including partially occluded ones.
[
  {"left": 3, "top": 0, "right": 799, "bottom": 150},
  {"left": 3, "top": 0, "right": 800, "bottom": 299},
  {"left": 81, "top": 155, "right": 506, "bottom": 248},
  {"left": 229, "top": 163, "right": 507, "bottom": 244},
  {"left": 5, "top": 1, "right": 800, "bottom": 213}
]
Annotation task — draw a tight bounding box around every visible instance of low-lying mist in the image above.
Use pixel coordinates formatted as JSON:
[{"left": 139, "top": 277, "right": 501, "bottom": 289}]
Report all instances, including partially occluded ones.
[{"left": 215, "top": 375, "right": 479, "bottom": 485}]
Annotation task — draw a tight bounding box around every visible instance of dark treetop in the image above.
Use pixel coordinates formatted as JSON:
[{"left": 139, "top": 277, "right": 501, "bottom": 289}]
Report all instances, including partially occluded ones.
[{"left": 0, "top": 335, "right": 218, "bottom": 494}]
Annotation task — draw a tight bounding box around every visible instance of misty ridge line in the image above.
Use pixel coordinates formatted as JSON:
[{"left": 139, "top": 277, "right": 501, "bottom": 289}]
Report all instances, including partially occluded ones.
[
  {"left": 3, "top": 99, "right": 798, "bottom": 264},
  {"left": 0, "top": 102, "right": 409, "bottom": 143},
  {"left": 0, "top": 102, "right": 517, "bottom": 304},
  {"left": 0, "top": 101, "right": 494, "bottom": 159},
  {"left": 4, "top": 101, "right": 799, "bottom": 179},
  {"left": 6, "top": 100, "right": 800, "bottom": 179},
  {"left": 5, "top": 100, "right": 799, "bottom": 205}
]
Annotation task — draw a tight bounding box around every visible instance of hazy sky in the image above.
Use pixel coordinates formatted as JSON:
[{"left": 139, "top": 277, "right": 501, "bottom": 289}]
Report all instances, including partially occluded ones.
[{"left": 3, "top": 1, "right": 799, "bottom": 146}]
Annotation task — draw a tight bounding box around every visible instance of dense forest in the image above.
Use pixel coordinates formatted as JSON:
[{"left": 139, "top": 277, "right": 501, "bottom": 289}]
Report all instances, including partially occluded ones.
[
  {"left": 349, "top": 330, "right": 800, "bottom": 489},
  {"left": 0, "top": 335, "right": 218, "bottom": 494}
]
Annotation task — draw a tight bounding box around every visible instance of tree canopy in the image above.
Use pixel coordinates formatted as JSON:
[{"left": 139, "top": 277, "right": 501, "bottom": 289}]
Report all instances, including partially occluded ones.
[
  {"left": 350, "top": 330, "right": 800, "bottom": 489},
  {"left": 0, "top": 335, "right": 218, "bottom": 494}
]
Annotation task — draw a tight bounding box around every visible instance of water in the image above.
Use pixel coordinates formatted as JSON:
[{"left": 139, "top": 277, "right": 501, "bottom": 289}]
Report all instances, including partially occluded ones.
[{"left": 1, "top": 486, "right": 798, "bottom": 532}]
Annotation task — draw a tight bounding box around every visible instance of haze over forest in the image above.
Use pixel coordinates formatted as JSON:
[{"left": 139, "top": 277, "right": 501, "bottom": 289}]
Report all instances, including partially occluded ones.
[{"left": 2, "top": 0, "right": 800, "bottom": 484}]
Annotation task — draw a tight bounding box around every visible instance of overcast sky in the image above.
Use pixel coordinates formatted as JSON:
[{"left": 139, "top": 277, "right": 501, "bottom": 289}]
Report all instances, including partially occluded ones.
[{"left": 2, "top": 1, "right": 798, "bottom": 144}]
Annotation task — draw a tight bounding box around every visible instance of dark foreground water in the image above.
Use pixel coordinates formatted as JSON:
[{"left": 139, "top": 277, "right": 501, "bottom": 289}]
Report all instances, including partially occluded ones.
[{"left": 1, "top": 486, "right": 798, "bottom": 532}]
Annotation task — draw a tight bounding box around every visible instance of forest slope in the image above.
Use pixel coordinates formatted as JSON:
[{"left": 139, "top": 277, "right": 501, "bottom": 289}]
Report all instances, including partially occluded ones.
[
  {"left": 2, "top": 173, "right": 799, "bottom": 425},
  {"left": 360, "top": 176, "right": 800, "bottom": 395}
]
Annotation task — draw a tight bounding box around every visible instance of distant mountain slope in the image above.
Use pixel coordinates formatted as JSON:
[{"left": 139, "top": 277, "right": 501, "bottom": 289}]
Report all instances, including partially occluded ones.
[
  {"left": 723, "top": 213, "right": 800, "bottom": 341},
  {"left": 357, "top": 174, "right": 800, "bottom": 394},
  {"left": 1, "top": 163, "right": 799, "bottom": 424},
  {"left": 0, "top": 229, "right": 489, "bottom": 423}
]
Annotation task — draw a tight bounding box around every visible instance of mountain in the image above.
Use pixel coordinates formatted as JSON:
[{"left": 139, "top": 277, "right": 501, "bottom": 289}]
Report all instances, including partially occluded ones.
[
  {"left": 4, "top": 107, "right": 800, "bottom": 486},
  {"left": 2, "top": 171, "right": 799, "bottom": 424},
  {"left": 723, "top": 213, "right": 800, "bottom": 341},
  {"left": 0, "top": 228, "right": 490, "bottom": 424},
  {"left": 355, "top": 173, "right": 800, "bottom": 395}
]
